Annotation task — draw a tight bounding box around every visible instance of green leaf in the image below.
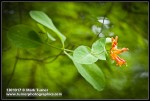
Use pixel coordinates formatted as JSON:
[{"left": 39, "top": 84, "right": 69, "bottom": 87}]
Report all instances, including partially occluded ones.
[
  {"left": 74, "top": 63, "right": 105, "bottom": 91},
  {"left": 37, "top": 23, "right": 56, "bottom": 41},
  {"left": 46, "top": 32, "right": 56, "bottom": 41},
  {"left": 7, "top": 24, "right": 43, "bottom": 48},
  {"left": 37, "top": 23, "right": 47, "bottom": 33},
  {"left": 91, "top": 38, "right": 107, "bottom": 60},
  {"left": 29, "top": 11, "right": 66, "bottom": 47},
  {"left": 73, "top": 46, "right": 98, "bottom": 64},
  {"left": 64, "top": 51, "right": 105, "bottom": 91}
]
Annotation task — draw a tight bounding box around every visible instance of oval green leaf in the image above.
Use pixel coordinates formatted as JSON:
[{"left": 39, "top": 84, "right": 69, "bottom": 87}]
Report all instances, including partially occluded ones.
[
  {"left": 91, "top": 38, "right": 107, "bottom": 60},
  {"left": 74, "top": 63, "right": 105, "bottom": 91},
  {"left": 29, "top": 11, "right": 66, "bottom": 47},
  {"left": 64, "top": 51, "right": 105, "bottom": 91},
  {"left": 7, "top": 24, "right": 43, "bottom": 48},
  {"left": 73, "top": 46, "right": 98, "bottom": 64}
]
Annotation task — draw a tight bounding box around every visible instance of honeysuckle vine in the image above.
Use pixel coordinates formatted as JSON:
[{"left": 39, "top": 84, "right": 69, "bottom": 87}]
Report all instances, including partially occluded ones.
[{"left": 6, "top": 11, "right": 129, "bottom": 91}]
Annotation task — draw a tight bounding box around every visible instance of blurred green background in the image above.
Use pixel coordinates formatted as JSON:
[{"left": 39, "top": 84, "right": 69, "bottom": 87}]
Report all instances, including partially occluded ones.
[{"left": 2, "top": 2, "right": 148, "bottom": 99}]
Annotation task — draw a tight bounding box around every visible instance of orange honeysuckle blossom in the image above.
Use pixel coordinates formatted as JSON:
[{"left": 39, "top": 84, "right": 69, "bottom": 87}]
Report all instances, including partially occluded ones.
[{"left": 110, "top": 36, "right": 129, "bottom": 67}]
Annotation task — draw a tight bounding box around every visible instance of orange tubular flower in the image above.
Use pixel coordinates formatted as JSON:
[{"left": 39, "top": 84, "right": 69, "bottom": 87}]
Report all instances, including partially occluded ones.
[{"left": 110, "top": 36, "right": 129, "bottom": 67}]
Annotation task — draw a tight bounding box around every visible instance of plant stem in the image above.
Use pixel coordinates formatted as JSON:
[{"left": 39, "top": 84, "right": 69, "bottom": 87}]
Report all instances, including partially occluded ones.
[
  {"left": 64, "top": 49, "right": 74, "bottom": 52},
  {"left": 7, "top": 49, "right": 19, "bottom": 87},
  {"left": 45, "top": 43, "right": 74, "bottom": 53},
  {"left": 45, "top": 43, "right": 63, "bottom": 50}
]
